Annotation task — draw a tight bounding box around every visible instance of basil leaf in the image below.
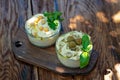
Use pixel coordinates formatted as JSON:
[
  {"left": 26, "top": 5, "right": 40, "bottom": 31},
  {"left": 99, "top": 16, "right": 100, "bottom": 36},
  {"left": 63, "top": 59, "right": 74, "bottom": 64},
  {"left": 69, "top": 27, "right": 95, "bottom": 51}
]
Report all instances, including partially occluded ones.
[
  {"left": 43, "top": 11, "right": 63, "bottom": 30},
  {"left": 43, "top": 12, "right": 51, "bottom": 16},
  {"left": 48, "top": 22, "right": 57, "bottom": 30},
  {"left": 80, "top": 52, "right": 90, "bottom": 68},
  {"left": 82, "top": 34, "right": 90, "bottom": 52}
]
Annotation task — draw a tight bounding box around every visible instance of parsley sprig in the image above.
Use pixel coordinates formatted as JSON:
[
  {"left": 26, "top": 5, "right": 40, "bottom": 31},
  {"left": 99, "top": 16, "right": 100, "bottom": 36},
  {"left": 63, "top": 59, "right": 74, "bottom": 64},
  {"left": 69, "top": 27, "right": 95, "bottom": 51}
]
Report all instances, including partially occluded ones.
[{"left": 43, "top": 11, "right": 63, "bottom": 30}]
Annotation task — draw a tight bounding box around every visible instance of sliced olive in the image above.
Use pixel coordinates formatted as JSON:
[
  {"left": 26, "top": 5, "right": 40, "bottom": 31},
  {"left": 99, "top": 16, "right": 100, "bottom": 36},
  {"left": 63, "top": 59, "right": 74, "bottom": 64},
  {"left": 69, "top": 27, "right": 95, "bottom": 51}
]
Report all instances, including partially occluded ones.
[
  {"left": 67, "top": 36, "right": 75, "bottom": 42},
  {"left": 75, "top": 38, "right": 82, "bottom": 45},
  {"left": 71, "top": 47, "right": 76, "bottom": 51},
  {"left": 68, "top": 41, "right": 76, "bottom": 49}
]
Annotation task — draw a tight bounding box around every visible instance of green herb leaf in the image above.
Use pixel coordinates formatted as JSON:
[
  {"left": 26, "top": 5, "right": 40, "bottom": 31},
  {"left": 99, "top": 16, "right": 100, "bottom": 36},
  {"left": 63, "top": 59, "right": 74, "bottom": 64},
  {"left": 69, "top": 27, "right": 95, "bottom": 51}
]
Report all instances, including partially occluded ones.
[
  {"left": 48, "top": 22, "right": 57, "bottom": 30},
  {"left": 43, "top": 11, "right": 63, "bottom": 30},
  {"left": 80, "top": 52, "right": 90, "bottom": 68},
  {"left": 82, "top": 34, "right": 90, "bottom": 52}
]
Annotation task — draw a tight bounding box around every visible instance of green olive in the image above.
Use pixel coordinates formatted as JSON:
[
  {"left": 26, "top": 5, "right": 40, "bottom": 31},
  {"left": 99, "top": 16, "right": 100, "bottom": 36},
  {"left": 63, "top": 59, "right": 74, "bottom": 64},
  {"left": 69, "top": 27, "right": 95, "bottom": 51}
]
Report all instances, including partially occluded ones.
[
  {"left": 75, "top": 38, "right": 81, "bottom": 45},
  {"left": 71, "top": 47, "right": 76, "bottom": 51},
  {"left": 68, "top": 41, "right": 76, "bottom": 49},
  {"left": 67, "top": 36, "right": 75, "bottom": 42}
]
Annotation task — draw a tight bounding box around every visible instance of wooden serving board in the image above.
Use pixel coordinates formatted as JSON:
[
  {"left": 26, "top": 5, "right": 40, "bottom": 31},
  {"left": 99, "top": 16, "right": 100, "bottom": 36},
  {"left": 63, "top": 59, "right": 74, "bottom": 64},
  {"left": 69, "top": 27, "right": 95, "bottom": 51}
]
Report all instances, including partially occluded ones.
[{"left": 12, "top": 28, "right": 99, "bottom": 76}]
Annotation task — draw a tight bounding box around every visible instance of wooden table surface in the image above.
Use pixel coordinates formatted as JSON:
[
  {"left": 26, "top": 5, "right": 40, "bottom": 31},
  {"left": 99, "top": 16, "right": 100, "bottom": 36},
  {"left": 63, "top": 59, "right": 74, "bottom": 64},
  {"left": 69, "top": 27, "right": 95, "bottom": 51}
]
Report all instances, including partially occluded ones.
[{"left": 1, "top": 0, "right": 120, "bottom": 80}]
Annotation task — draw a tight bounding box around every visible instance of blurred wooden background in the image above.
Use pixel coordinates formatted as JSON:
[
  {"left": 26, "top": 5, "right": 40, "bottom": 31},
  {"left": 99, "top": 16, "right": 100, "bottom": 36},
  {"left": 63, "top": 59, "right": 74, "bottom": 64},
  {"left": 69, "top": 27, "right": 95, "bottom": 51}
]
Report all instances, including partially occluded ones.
[{"left": 1, "top": 0, "right": 120, "bottom": 80}]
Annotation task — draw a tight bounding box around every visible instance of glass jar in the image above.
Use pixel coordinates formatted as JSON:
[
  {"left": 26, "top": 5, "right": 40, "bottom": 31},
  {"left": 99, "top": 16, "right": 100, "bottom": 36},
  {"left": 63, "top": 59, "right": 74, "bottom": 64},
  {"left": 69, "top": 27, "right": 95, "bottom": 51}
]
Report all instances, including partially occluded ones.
[
  {"left": 56, "top": 31, "right": 93, "bottom": 68},
  {"left": 25, "top": 14, "right": 61, "bottom": 47}
]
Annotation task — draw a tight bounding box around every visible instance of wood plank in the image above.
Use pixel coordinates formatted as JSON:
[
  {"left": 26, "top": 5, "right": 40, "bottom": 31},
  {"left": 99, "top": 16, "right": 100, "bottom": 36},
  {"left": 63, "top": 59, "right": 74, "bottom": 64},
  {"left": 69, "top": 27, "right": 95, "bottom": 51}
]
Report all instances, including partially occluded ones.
[
  {"left": 0, "top": 0, "right": 33, "bottom": 80},
  {"left": 31, "top": 0, "right": 55, "bottom": 14},
  {"left": 38, "top": 67, "right": 73, "bottom": 80}
]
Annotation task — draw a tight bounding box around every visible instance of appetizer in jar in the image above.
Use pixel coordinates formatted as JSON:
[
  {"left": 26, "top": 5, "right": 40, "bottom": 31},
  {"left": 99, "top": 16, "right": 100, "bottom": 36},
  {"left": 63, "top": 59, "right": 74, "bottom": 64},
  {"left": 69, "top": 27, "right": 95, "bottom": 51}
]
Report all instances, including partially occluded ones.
[
  {"left": 56, "top": 31, "right": 93, "bottom": 68},
  {"left": 25, "top": 11, "right": 63, "bottom": 47}
]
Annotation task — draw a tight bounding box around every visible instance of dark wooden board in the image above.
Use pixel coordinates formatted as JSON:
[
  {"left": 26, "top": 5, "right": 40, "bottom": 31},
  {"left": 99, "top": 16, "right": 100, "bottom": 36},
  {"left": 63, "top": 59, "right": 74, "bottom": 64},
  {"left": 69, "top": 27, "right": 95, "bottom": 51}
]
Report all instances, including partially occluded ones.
[{"left": 12, "top": 28, "right": 99, "bottom": 76}]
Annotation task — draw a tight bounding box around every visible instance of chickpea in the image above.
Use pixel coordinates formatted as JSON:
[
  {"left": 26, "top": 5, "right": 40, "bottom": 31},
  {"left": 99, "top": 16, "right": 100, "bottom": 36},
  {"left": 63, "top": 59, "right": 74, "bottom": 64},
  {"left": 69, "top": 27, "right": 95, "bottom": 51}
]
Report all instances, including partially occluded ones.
[
  {"left": 32, "top": 31, "right": 37, "bottom": 37},
  {"left": 43, "top": 27, "right": 49, "bottom": 32},
  {"left": 29, "top": 22, "right": 35, "bottom": 27},
  {"left": 34, "top": 18, "right": 40, "bottom": 23},
  {"left": 39, "top": 26, "right": 43, "bottom": 31},
  {"left": 41, "top": 19, "right": 46, "bottom": 24},
  {"left": 34, "top": 16, "right": 43, "bottom": 24},
  {"left": 38, "top": 16, "right": 43, "bottom": 19}
]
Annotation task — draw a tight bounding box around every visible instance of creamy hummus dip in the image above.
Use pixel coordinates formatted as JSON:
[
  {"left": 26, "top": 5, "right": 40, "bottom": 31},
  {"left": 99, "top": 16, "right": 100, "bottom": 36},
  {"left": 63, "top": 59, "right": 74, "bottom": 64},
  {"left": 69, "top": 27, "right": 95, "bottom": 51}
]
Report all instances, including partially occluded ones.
[{"left": 56, "top": 31, "right": 83, "bottom": 60}]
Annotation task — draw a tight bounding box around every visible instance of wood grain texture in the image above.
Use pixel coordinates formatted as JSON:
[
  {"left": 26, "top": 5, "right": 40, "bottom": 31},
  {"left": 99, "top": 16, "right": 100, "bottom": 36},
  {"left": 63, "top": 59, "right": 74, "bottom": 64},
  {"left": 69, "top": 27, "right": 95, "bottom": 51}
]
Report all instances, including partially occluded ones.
[
  {"left": 1, "top": 0, "right": 120, "bottom": 80},
  {"left": 0, "top": 0, "right": 33, "bottom": 80},
  {"left": 38, "top": 67, "right": 73, "bottom": 80},
  {"left": 31, "top": 0, "right": 55, "bottom": 14}
]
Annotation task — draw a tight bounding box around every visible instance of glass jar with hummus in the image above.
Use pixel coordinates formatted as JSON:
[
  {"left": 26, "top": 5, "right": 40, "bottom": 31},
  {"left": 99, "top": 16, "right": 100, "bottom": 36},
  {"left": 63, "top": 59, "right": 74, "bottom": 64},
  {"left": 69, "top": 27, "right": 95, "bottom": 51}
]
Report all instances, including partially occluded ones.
[
  {"left": 25, "top": 12, "right": 63, "bottom": 47},
  {"left": 56, "top": 31, "right": 93, "bottom": 68}
]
